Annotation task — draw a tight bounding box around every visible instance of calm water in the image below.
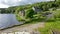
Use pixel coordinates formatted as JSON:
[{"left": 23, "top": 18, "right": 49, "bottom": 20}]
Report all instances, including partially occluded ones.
[{"left": 0, "top": 14, "right": 22, "bottom": 29}]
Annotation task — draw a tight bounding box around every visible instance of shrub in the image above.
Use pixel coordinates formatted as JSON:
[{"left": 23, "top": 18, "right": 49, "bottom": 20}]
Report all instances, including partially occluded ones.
[{"left": 25, "top": 8, "right": 35, "bottom": 18}]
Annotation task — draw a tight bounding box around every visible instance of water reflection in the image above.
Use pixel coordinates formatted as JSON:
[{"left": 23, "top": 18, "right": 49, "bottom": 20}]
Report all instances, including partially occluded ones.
[{"left": 0, "top": 14, "right": 22, "bottom": 29}]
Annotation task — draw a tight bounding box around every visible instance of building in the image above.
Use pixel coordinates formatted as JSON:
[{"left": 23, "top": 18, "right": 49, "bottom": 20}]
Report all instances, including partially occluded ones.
[{"left": 32, "top": 6, "right": 42, "bottom": 13}]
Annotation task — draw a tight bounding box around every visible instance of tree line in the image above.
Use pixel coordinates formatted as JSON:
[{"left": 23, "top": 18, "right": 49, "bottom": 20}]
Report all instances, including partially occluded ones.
[{"left": 0, "top": 0, "right": 60, "bottom": 14}]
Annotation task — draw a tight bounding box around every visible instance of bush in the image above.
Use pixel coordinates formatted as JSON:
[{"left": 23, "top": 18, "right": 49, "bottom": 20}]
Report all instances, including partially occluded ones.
[
  {"left": 32, "top": 13, "right": 46, "bottom": 22},
  {"left": 46, "top": 17, "right": 56, "bottom": 22},
  {"left": 25, "top": 8, "right": 35, "bottom": 18},
  {"left": 15, "top": 14, "right": 25, "bottom": 22}
]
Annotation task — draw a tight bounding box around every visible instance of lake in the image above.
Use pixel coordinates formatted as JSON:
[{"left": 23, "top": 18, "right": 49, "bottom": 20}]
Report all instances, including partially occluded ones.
[{"left": 0, "top": 14, "right": 23, "bottom": 29}]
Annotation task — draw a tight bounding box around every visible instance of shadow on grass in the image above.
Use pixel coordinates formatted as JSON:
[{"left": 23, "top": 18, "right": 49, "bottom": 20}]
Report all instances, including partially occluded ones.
[
  {"left": 25, "top": 19, "right": 44, "bottom": 24},
  {"left": 46, "top": 20, "right": 56, "bottom": 22}
]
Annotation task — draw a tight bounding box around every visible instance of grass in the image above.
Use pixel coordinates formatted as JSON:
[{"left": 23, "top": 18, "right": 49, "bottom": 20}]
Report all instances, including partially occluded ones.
[
  {"left": 38, "top": 10, "right": 60, "bottom": 34},
  {"left": 38, "top": 21, "right": 60, "bottom": 34}
]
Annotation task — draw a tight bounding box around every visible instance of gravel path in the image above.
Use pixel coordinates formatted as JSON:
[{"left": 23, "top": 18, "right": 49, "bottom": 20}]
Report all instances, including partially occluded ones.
[{"left": 0, "top": 22, "right": 44, "bottom": 33}]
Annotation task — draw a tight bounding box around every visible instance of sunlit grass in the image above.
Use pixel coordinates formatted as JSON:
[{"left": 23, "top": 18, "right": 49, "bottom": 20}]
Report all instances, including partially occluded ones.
[
  {"left": 38, "top": 21, "right": 60, "bottom": 34},
  {"left": 38, "top": 10, "right": 60, "bottom": 34}
]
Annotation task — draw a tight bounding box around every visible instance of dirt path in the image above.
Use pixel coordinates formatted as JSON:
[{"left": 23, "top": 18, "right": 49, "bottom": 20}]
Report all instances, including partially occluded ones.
[{"left": 0, "top": 22, "right": 44, "bottom": 33}]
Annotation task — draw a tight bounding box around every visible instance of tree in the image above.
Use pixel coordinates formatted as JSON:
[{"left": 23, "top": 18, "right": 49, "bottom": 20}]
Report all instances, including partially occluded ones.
[{"left": 25, "top": 9, "right": 34, "bottom": 18}]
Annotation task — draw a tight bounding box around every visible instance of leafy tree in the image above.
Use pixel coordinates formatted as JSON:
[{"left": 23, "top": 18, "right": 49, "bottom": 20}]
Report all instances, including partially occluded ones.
[{"left": 25, "top": 8, "right": 34, "bottom": 18}]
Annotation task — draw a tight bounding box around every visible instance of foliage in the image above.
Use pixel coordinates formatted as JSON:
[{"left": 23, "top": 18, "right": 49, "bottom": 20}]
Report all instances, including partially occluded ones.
[
  {"left": 0, "top": 0, "right": 60, "bottom": 22},
  {"left": 15, "top": 14, "right": 21, "bottom": 22},
  {"left": 38, "top": 21, "right": 60, "bottom": 34},
  {"left": 0, "top": 0, "right": 60, "bottom": 14},
  {"left": 25, "top": 8, "right": 34, "bottom": 18},
  {"left": 38, "top": 10, "right": 60, "bottom": 34},
  {"left": 46, "top": 10, "right": 60, "bottom": 21}
]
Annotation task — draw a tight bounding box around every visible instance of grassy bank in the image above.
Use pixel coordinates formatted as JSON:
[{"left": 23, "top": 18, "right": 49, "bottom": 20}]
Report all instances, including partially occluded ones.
[
  {"left": 38, "top": 21, "right": 60, "bottom": 34},
  {"left": 38, "top": 10, "right": 60, "bottom": 34}
]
